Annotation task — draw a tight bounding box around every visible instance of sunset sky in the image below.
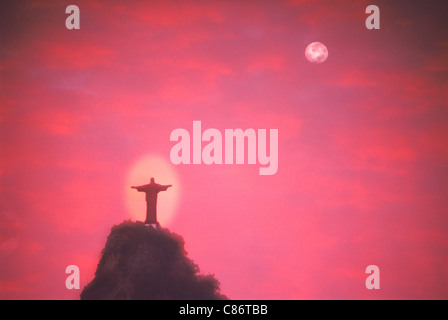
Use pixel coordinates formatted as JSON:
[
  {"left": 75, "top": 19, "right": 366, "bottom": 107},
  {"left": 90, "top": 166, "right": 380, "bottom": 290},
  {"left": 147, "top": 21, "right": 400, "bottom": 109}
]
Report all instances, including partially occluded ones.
[{"left": 1, "top": 0, "right": 447, "bottom": 299}]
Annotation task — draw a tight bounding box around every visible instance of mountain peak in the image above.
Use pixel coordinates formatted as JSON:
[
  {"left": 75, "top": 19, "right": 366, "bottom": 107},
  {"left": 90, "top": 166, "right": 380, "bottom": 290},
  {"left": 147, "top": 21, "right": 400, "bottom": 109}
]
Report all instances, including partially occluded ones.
[{"left": 81, "top": 221, "right": 226, "bottom": 300}]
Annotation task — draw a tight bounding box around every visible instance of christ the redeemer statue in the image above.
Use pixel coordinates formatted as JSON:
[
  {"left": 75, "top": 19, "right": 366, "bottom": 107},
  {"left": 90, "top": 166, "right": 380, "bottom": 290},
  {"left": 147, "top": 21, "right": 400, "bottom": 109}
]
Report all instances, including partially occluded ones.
[{"left": 131, "top": 178, "right": 172, "bottom": 225}]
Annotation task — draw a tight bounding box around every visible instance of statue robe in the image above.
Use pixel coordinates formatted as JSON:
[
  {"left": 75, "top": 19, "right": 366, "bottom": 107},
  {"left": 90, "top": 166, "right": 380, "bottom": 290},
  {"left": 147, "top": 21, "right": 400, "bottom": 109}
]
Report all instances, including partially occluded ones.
[{"left": 133, "top": 181, "right": 171, "bottom": 224}]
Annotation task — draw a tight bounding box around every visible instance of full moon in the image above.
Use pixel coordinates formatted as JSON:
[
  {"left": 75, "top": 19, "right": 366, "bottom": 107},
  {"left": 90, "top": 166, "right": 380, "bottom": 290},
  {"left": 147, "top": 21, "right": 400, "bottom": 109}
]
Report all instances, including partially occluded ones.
[
  {"left": 125, "top": 155, "right": 180, "bottom": 226},
  {"left": 305, "top": 42, "right": 329, "bottom": 63}
]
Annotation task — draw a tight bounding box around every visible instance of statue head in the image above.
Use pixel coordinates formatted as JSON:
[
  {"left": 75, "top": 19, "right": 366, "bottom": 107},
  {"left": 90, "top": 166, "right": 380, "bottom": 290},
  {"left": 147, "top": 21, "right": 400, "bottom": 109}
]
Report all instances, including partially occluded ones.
[{"left": 150, "top": 177, "right": 155, "bottom": 184}]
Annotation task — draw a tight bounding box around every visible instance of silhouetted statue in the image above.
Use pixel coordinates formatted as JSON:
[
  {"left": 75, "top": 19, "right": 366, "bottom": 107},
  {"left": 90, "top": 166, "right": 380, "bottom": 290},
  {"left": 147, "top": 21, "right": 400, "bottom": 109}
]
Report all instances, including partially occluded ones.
[{"left": 131, "top": 178, "right": 172, "bottom": 226}]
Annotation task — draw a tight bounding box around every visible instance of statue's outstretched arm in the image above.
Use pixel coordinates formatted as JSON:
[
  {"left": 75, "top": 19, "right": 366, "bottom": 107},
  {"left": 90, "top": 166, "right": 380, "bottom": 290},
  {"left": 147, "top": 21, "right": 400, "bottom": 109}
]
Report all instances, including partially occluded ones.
[{"left": 131, "top": 183, "right": 152, "bottom": 189}]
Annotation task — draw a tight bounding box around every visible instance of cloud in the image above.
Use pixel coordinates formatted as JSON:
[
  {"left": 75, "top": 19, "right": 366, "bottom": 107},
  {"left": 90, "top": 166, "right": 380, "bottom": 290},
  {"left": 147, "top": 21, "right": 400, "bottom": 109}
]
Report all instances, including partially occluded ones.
[{"left": 81, "top": 221, "right": 227, "bottom": 299}]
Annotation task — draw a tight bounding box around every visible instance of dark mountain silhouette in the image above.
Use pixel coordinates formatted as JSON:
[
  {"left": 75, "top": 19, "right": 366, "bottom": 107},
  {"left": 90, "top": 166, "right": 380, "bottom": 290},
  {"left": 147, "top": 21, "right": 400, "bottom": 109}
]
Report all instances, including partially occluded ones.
[{"left": 81, "top": 221, "right": 226, "bottom": 300}]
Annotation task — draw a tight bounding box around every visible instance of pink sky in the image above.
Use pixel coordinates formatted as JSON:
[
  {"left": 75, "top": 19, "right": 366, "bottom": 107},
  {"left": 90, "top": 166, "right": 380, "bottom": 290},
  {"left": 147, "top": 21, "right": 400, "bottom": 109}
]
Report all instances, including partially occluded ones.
[{"left": 1, "top": 0, "right": 447, "bottom": 299}]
